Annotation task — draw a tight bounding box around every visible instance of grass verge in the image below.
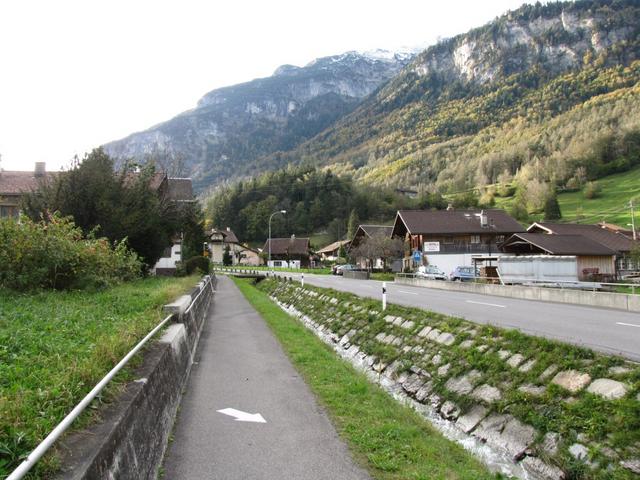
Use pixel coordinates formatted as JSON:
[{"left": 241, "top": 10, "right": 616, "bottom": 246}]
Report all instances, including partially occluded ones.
[
  {"left": 233, "top": 277, "right": 497, "bottom": 480},
  {"left": 0, "top": 275, "right": 198, "bottom": 479}
]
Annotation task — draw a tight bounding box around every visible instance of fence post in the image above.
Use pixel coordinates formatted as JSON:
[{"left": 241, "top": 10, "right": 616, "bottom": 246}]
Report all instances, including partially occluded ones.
[
  {"left": 382, "top": 282, "right": 387, "bottom": 311},
  {"left": 301, "top": 273, "right": 305, "bottom": 288}
]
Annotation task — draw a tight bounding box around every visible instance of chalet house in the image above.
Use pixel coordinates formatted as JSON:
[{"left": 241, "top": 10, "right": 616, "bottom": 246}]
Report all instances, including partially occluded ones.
[
  {"left": 207, "top": 227, "right": 261, "bottom": 266},
  {"left": 526, "top": 222, "right": 638, "bottom": 278},
  {"left": 317, "top": 239, "right": 350, "bottom": 262},
  {"left": 0, "top": 162, "right": 57, "bottom": 218},
  {"left": 349, "top": 225, "right": 394, "bottom": 269},
  {"left": 501, "top": 232, "right": 617, "bottom": 281},
  {"left": 263, "top": 236, "right": 310, "bottom": 268},
  {"left": 391, "top": 209, "right": 524, "bottom": 274}
]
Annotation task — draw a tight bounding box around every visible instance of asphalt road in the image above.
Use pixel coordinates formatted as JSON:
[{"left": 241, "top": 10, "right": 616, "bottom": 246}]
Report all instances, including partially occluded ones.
[
  {"left": 162, "top": 276, "right": 370, "bottom": 480},
  {"left": 274, "top": 272, "right": 640, "bottom": 361}
]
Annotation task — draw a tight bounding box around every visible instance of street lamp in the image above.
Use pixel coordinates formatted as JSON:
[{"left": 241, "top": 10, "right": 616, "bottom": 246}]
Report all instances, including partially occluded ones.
[{"left": 268, "top": 210, "right": 287, "bottom": 269}]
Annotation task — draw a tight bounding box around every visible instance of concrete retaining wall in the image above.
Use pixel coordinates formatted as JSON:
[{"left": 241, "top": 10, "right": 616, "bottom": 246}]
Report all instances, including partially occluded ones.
[
  {"left": 395, "top": 276, "right": 635, "bottom": 312},
  {"left": 56, "top": 277, "right": 214, "bottom": 480},
  {"left": 344, "top": 270, "right": 370, "bottom": 280}
]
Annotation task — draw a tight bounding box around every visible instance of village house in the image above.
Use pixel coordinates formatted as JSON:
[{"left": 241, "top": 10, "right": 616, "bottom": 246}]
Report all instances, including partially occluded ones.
[
  {"left": 263, "top": 236, "right": 311, "bottom": 268},
  {"left": 501, "top": 232, "right": 617, "bottom": 281},
  {"left": 391, "top": 209, "right": 524, "bottom": 274},
  {"left": 207, "top": 227, "right": 261, "bottom": 266},
  {"left": 525, "top": 222, "right": 638, "bottom": 278},
  {"left": 349, "top": 225, "right": 394, "bottom": 270},
  {"left": 0, "top": 162, "right": 57, "bottom": 218},
  {"left": 316, "top": 239, "right": 350, "bottom": 262}
]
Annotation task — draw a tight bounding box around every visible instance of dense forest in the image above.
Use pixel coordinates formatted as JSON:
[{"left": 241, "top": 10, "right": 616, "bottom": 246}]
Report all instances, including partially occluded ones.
[{"left": 205, "top": 167, "right": 453, "bottom": 245}]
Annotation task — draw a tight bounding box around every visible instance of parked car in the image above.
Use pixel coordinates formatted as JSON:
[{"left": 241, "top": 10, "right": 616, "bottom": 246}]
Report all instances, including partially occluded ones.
[
  {"left": 415, "top": 265, "right": 447, "bottom": 280},
  {"left": 450, "top": 266, "right": 478, "bottom": 282},
  {"left": 334, "top": 264, "right": 356, "bottom": 276}
]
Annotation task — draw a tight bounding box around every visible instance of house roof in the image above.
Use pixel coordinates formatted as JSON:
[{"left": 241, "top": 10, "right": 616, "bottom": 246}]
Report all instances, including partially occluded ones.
[
  {"left": 528, "top": 222, "right": 636, "bottom": 253},
  {"left": 263, "top": 237, "right": 310, "bottom": 256},
  {"left": 167, "top": 178, "right": 194, "bottom": 201},
  {"left": 356, "top": 225, "right": 393, "bottom": 238},
  {"left": 122, "top": 171, "right": 167, "bottom": 191},
  {"left": 317, "top": 239, "right": 350, "bottom": 254},
  {"left": 393, "top": 209, "right": 524, "bottom": 236},
  {"left": 503, "top": 233, "right": 617, "bottom": 256},
  {"left": 208, "top": 228, "right": 239, "bottom": 244},
  {"left": 0, "top": 170, "right": 57, "bottom": 195}
]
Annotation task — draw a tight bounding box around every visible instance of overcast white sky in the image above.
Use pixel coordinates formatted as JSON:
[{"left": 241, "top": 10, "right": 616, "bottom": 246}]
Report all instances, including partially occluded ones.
[{"left": 0, "top": 0, "right": 535, "bottom": 171}]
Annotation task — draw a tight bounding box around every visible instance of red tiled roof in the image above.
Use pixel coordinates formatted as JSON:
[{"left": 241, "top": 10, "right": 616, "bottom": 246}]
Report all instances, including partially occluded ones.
[{"left": 0, "top": 171, "right": 57, "bottom": 195}]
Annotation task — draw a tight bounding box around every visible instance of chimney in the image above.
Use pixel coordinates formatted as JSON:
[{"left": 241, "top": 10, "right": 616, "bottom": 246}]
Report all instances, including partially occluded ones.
[
  {"left": 480, "top": 210, "right": 488, "bottom": 228},
  {"left": 35, "top": 162, "right": 46, "bottom": 177}
]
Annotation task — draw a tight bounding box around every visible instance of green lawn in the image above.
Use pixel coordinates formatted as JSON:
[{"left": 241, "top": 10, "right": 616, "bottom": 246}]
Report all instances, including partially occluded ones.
[
  {"left": 0, "top": 276, "right": 197, "bottom": 478},
  {"left": 233, "top": 278, "right": 497, "bottom": 480},
  {"left": 495, "top": 166, "right": 640, "bottom": 226}
]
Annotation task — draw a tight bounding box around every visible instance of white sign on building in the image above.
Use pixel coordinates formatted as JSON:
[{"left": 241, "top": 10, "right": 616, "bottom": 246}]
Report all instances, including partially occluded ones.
[{"left": 423, "top": 241, "right": 440, "bottom": 252}]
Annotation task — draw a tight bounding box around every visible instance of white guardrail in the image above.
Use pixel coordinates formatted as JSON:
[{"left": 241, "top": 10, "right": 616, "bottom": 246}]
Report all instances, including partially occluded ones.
[
  {"left": 395, "top": 273, "right": 639, "bottom": 294},
  {"left": 7, "top": 275, "right": 216, "bottom": 480}
]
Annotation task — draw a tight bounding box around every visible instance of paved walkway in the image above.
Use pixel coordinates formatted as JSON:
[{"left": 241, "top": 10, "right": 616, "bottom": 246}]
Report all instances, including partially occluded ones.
[{"left": 162, "top": 276, "right": 370, "bottom": 480}]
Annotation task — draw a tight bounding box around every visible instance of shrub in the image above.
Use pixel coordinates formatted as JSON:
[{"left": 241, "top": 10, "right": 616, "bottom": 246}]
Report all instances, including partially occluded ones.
[
  {"left": 584, "top": 181, "right": 602, "bottom": 199},
  {"left": 0, "top": 214, "right": 142, "bottom": 290},
  {"left": 184, "top": 256, "right": 210, "bottom": 275}
]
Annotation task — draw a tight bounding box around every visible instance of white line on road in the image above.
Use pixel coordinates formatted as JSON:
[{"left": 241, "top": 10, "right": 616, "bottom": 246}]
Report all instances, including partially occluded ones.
[
  {"left": 397, "top": 290, "right": 419, "bottom": 295},
  {"left": 616, "top": 322, "right": 640, "bottom": 328},
  {"left": 465, "top": 300, "right": 506, "bottom": 308}
]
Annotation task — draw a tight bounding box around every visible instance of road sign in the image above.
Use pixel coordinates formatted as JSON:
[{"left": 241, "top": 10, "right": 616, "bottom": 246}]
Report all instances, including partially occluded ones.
[{"left": 412, "top": 250, "right": 422, "bottom": 262}]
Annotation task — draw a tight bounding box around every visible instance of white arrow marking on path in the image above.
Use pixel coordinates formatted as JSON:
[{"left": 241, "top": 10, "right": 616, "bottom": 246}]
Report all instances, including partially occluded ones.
[
  {"left": 217, "top": 408, "right": 267, "bottom": 423},
  {"left": 616, "top": 322, "right": 640, "bottom": 328}
]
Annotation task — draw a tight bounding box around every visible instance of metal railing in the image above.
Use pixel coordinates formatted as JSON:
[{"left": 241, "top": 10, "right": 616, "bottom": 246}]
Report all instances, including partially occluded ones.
[
  {"left": 396, "top": 273, "right": 638, "bottom": 294},
  {"left": 7, "top": 275, "right": 216, "bottom": 480}
]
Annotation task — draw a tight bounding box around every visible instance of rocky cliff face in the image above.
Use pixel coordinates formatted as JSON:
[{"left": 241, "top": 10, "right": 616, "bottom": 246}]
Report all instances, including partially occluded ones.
[{"left": 104, "top": 50, "right": 414, "bottom": 191}]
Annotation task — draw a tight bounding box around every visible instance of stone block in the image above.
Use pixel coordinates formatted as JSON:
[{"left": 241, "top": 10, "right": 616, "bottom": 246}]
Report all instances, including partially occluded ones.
[
  {"left": 518, "top": 359, "right": 536, "bottom": 372},
  {"left": 456, "top": 405, "right": 488, "bottom": 433},
  {"left": 440, "top": 401, "right": 460, "bottom": 421},
  {"left": 498, "top": 349, "right": 511, "bottom": 360},
  {"left": 539, "top": 364, "right": 558, "bottom": 381},
  {"left": 437, "top": 363, "right": 451, "bottom": 377},
  {"left": 400, "top": 320, "right": 415, "bottom": 330},
  {"left": 586, "top": 378, "right": 628, "bottom": 400},
  {"left": 506, "top": 353, "right": 525, "bottom": 368},
  {"left": 435, "top": 332, "right": 456, "bottom": 346},
  {"left": 552, "top": 370, "right": 591, "bottom": 393},
  {"left": 520, "top": 457, "right": 566, "bottom": 480},
  {"left": 470, "top": 384, "right": 502, "bottom": 403},
  {"left": 459, "top": 340, "right": 474, "bottom": 349},
  {"left": 417, "top": 326, "right": 433, "bottom": 337},
  {"left": 445, "top": 370, "right": 481, "bottom": 395},
  {"left": 426, "top": 329, "right": 441, "bottom": 341},
  {"left": 569, "top": 443, "right": 589, "bottom": 461},
  {"left": 518, "top": 384, "right": 546, "bottom": 396}
]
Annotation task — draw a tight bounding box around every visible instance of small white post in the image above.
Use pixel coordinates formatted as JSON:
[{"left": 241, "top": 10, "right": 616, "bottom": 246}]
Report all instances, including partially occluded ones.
[
  {"left": 382, "top": 281, "right": 387, "bottom": 311},
  {"left": 301, "top": 273, "right": 305, "bottom": 288}
]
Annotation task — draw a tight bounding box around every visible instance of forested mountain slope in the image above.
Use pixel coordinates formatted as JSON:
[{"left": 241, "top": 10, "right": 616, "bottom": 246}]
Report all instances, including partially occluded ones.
[{"left": 265, "top": 0, "right": 640, "bottom": 194}]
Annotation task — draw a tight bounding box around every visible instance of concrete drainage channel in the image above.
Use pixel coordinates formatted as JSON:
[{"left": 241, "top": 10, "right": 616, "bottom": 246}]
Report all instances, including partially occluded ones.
[{"left": 50, "top": 275, "right": 216, "bottom": 480}]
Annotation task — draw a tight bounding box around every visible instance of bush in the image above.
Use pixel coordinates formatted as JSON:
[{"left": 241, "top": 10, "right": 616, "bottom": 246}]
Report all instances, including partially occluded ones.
[
  {"left": 0, "top": 214, "right": 142, "bottom": 290},
  {"left": 184, "top": 256, "right": 210, "bottom": 275},
  {"left": 584, "top": 181, "right": 602, "bottom": 199}
]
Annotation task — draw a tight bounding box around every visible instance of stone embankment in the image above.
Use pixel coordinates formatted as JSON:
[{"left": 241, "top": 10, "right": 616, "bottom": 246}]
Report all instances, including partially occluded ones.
[{"left": 259, "top": 279, "right": 640, "bottom": 480}]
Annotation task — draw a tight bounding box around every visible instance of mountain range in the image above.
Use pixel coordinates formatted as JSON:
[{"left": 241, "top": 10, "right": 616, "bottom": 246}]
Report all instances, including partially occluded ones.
[{"left": 105, "top": 0, "right": 640, "bottom": 195}]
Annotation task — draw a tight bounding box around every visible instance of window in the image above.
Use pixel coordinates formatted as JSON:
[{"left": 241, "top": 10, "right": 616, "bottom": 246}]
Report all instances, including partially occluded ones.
[
  {"left": 470, "top": 235, "right": 480, "bottom": 244},
  {"left": 496, "top": 235, "right": 505, "bottom": 243}
]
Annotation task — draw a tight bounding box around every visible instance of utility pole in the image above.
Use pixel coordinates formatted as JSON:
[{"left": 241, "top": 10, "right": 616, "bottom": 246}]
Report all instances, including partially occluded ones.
[{"left": 630, "top": 200, "right": 637, "bottom": 241}]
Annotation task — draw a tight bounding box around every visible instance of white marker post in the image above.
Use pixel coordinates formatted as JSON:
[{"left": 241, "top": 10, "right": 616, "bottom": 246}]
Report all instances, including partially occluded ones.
[
  {"left": 301, "top": 273, "right": 304, "bottom": 288},
  {"left": 382, "top": 282, "right": 387, "bottom": 311}
]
